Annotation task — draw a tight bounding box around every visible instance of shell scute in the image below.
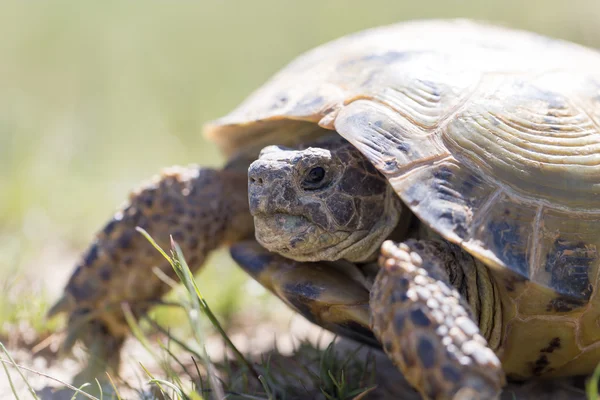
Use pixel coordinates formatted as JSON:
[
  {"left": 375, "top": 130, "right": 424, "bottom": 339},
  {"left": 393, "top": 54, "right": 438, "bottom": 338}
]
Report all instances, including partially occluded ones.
[
  {"left": 391, "top": 160, "right": 497, "bottom": 244},
  {"left": 445, "top": 72, "right": 600, "bottom": 208},
  {"left": 501, "top": 318, "right": 579, "bottom": 378},
  {"left": 534, "top": 210, "right": 600, "bottom": 301}
]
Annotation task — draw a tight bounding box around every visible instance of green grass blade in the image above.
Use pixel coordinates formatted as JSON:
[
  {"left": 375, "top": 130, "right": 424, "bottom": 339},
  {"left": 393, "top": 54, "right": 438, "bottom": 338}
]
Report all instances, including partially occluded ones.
[
  {"left": 148, "top": 378, "right": 189, "bottom": 400},
  {"left": 0, "top": 357, "right": 100, "bottom": 400},
  {"left": 587, "top": 361, "right": 600, "bottom": 399},
  {"left": 171, "top": 239, "right": 260, "bottom": 382},
  {"left": 105, "top": 373, "right": 123, "bottom": 400},
  {"left": 69, "top": 384, "right": 91, "bottom": 400},
  {"left": 0, "top": 353, "right": 20, "bottom": 400},
  {"left": 0, "top": 341, "right": 38, "bottom": 399},
  {"left": 137, "top": 228, "right": 225, "bottom": 399}
]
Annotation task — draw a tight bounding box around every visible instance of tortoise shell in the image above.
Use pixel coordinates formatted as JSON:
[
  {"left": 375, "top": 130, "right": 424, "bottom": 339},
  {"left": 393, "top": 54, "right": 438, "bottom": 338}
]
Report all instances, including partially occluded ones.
[{"left": 205, "top": 20, "right": 600, "bottom": 378}]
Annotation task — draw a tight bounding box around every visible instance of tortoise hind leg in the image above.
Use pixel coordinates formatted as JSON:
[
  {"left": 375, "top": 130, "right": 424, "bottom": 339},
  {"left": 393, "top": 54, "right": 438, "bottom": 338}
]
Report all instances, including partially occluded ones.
[{"left": 371, "top": 240, "right": 504, "bottom": 400}]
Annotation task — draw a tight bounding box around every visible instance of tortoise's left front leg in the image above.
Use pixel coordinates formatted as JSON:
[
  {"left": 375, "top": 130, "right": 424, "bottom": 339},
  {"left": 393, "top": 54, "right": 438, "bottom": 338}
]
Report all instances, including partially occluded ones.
[
  {"left": 371, "top": 240, "right": 505, "bottom": 400},
  {"left": 48, "top": 165, "right": 254, "bottom": 385}
]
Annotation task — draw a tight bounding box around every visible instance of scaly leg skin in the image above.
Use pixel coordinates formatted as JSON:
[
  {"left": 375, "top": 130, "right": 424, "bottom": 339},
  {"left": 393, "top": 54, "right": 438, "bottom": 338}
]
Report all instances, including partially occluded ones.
[
  {"left": 48, "top": 165, "right": 254, "bottom": 384},
  {"left": 371, "top": 240, "right": 505, "bottom": 400},
  {"left": 230, "top": 240, "right": 379, "bottom": 347}
]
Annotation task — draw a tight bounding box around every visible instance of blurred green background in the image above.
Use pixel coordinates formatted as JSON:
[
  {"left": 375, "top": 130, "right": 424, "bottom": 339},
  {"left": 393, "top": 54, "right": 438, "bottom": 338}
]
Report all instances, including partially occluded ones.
[{"left": 2, "top": 0, "right": 600, "bottom": 334}]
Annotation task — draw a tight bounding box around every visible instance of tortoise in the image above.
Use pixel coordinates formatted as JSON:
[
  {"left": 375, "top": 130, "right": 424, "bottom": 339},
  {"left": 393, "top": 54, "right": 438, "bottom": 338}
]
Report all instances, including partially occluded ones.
[{"left": 48, "top": 19, "right": 600, "bottom": 399}]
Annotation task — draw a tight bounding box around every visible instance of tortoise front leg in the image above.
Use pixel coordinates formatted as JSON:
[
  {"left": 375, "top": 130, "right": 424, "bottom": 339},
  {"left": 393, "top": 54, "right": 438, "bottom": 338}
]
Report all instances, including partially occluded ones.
[
  {"left": 230, "top": 240, "right": 379, "bottom": 347},
  {"left": 371, "top": 240, "right": 505, "bottom": 400},
  {"left": 48, "top": 165, "right": 254, "bottom": 384}
]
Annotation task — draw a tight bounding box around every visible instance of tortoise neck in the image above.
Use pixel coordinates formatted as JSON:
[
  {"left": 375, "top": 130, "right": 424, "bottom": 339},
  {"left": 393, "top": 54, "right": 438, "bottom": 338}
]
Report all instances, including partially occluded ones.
[
  {"left": 447, "top": 254, "right": 503, "bottom": 351},
  {"left": 150, "top": 166, "right": 254, "bottom": 257}
]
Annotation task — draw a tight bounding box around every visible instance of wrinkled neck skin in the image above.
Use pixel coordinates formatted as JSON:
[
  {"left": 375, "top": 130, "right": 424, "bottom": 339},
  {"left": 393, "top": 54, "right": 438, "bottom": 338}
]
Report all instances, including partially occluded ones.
[{"left": 248, "top": 134, "right": 404, "bottom": 263}]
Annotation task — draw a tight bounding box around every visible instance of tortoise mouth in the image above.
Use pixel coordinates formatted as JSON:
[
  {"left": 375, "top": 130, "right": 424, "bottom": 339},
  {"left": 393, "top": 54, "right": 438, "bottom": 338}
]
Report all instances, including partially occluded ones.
[
  {"left": 254, "top": 213, "right": 313, "bottom": 251},
  {"left": 254, "top": 213, "right": 341, "bottom": 261}
]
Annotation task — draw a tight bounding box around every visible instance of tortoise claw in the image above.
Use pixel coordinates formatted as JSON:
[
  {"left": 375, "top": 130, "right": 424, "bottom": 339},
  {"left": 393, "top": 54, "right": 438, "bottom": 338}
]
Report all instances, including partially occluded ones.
[
  {"left": 371, "top": 240, "right": 505, "bottom": 400},
  {"left": 231, "top": 241, "right": 379, "bottom": 347}
]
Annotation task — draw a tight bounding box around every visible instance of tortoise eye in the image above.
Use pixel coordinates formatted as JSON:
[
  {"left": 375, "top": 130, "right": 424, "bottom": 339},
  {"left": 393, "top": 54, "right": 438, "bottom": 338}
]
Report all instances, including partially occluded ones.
[{"left": 302, "top": 166, "right": 326, "bottom": 190}]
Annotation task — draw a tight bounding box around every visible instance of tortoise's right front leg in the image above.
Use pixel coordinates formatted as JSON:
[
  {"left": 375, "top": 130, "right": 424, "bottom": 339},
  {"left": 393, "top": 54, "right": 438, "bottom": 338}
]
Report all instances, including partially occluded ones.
[
  {"left": 48, "top": 165, "right": 254, "bottom": 383},
  {"left": 371, "top": 240, "right": 505, "bottom": 400}
]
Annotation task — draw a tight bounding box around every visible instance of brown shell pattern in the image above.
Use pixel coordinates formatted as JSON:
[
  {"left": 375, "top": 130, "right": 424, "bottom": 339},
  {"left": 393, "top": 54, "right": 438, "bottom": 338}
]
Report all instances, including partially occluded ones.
[{"left": 206, "top": 20, "right": 600, "bottom": 376}]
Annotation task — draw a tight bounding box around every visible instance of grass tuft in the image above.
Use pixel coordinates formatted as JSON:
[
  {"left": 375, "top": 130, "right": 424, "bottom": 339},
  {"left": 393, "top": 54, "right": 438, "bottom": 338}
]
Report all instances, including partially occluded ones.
[
  {"left": 135, "top": 228, "right": 378, "bottom": 400},
  {"left": 138, "top": 227, "right": 257, "bottom": 398}
]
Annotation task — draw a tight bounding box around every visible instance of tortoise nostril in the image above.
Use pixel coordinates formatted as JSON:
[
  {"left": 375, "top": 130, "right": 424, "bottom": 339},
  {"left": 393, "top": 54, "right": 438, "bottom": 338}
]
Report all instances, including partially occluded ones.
[
  {"left": 249, "top": 176, "right": 264, "bottom": 185},
  {"left": 249, "top": 162, "right": 269, "bottom": 186}
]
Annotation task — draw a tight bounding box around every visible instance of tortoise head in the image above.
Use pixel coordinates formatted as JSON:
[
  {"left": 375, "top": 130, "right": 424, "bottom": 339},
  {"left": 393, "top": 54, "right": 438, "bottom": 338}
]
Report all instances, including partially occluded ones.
[{"left": 248, "top": 135, "right": 402, "bottom": 262}]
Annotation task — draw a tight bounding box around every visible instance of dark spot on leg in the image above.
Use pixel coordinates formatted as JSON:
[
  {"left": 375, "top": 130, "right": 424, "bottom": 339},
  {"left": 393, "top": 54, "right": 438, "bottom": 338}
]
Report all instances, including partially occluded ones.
[
  {"left": 99, "top": 266, "right": 111, "bottom": 281},
  {"left": 442, "top": 364, "right": 462, "bottom": 381},
  {"left": 84, "top": 244, "right": 99, "bottom": 267},
  {"left": 417, "top": 337, "right": 436, "bottom": 368},
  {"left": 117, "top": 232, "right": 133, "bottom": 250},
  {"left": 68, "top": 281, "right": 96, "bottom": 301},
  {"left": 142, "top": 196, "right": 153, "bottom": 208},
  {"left": 102, "top": 219, "right": 118, "bottom": 236},
  {"left": 174, "top": 204, "right": 185, "bottom": 216},
  {"left": 172, "top": 231, "right": 184, "bottom": 242},
  {"left": 390, "top": 290, "right": 409, "bottom": 303},
  {"left": 410, "top": 307, "right": 431, "bottom": 327}
]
